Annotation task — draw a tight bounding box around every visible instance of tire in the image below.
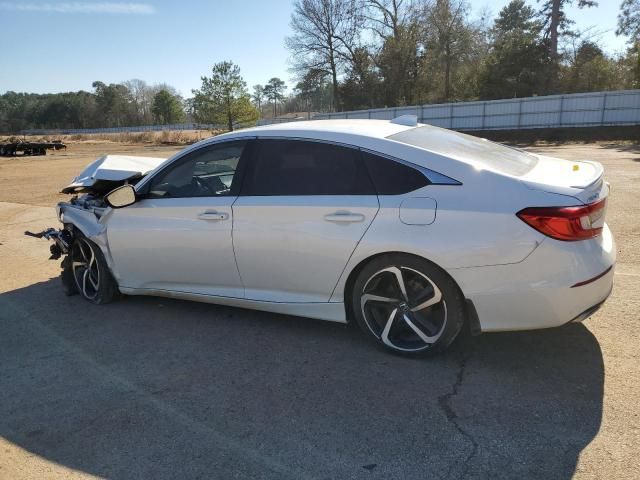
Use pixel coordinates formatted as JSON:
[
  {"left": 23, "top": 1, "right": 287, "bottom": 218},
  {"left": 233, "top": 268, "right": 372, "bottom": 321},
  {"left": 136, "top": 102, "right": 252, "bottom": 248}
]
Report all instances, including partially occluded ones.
[
  {"left": 60, "top": 255, "right": 78, "bottom": 296},
  {"left": 69, "top": 235, "right": 118, "bottom": 304},
  {"left": 351, "top": 253, "right": 465, "bottom": 355}
]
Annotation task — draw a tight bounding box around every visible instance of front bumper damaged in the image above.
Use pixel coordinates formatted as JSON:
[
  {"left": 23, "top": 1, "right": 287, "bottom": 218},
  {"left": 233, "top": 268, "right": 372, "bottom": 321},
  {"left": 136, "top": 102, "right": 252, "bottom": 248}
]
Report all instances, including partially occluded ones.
[{"left": 24, "top": 226, "right": 73, "bottom": 260}]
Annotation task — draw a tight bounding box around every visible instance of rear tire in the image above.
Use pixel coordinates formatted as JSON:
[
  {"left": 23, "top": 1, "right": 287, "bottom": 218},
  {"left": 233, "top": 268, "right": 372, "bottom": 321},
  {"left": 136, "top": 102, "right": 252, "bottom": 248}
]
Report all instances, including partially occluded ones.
[
  {"left": 351, "top": 254, "right": 465, "bottom": 355},
  {"left": 69, "top": 235, "right": 118, "bottom": 304}
]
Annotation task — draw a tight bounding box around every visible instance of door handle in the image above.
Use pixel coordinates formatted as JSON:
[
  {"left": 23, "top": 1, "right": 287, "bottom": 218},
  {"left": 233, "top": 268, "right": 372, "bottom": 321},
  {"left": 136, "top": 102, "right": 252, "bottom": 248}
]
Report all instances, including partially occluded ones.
[
  {"left": 324, "top": 211, "right": 365, "bottom": 223},
  {"left": 197, "top": 210, "right": 229, "bottom": 221}
]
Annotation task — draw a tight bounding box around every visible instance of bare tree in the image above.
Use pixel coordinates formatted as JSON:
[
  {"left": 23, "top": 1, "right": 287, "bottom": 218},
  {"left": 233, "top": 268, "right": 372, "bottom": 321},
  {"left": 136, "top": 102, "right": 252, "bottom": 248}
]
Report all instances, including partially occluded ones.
[
  {"left": 366, "top": 0, "right": 415, "bottom": 40},
  {"left": 121, "top": 79, "right": 182, "bottom": 124},
  {"left": 121, "top": 79, "right": 151, "bottom": 124},
  {"left": 286, "top": 0, "right": 364, "bottom": 111}
]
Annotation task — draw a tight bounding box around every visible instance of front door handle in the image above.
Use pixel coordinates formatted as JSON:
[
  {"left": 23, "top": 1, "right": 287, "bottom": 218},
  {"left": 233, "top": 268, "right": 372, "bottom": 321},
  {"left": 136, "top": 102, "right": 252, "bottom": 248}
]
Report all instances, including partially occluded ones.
[
  {"left": 324, "top": 211, "right": 365, "bottom": 223},
  {"left": 197, "top": 210, "right": 229, "bottom": 221}
]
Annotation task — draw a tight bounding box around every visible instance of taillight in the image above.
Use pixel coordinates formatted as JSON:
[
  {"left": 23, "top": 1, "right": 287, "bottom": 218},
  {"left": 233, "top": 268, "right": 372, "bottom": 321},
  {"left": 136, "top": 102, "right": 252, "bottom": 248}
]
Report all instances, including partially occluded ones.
[{"left": 517, "top": 198, "right": 606, "bottom": 241}]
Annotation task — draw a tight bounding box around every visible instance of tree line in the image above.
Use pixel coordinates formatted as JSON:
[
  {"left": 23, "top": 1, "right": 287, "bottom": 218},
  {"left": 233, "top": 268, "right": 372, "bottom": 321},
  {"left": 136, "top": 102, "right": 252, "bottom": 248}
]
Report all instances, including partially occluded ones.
[
  {"left": 0, "top": 79, "right": 185, "bottom": 133},
  {"left": 285, "top": 0, "right": 640, "bottom": 112},
  {"left": 1, "top": 0, "right": 639, "bottom": 133}
]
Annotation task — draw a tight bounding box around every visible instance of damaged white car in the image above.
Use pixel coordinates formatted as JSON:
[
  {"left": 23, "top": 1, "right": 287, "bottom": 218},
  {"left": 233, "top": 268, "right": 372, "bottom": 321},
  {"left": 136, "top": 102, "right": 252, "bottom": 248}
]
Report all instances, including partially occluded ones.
[{"left": 29, "top": 119, "right": 616, "bottom": 355}]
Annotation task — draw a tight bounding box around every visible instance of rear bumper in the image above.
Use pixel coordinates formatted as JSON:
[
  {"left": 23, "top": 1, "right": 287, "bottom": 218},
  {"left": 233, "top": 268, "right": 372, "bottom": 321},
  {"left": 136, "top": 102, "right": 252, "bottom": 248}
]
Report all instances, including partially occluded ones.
[
  {"left": 568, "top": 290, "right": 611, "bottom": 324},
  {"left": 450, "top": 224, "right": 616, "bottom": 332}
]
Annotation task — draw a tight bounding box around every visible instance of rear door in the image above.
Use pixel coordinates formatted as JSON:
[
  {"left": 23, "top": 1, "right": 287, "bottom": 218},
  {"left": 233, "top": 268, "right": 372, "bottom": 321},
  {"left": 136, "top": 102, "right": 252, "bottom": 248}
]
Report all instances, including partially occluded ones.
[{"left": 232, "top": 139, "right": 379, "bottom": 303}]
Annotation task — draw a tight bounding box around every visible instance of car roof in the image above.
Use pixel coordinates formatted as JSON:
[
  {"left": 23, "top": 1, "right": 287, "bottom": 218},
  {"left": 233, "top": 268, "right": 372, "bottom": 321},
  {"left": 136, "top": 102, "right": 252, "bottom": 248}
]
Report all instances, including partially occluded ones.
[{"left": 218, "top": 119, "right": 417, "bottom": 142}]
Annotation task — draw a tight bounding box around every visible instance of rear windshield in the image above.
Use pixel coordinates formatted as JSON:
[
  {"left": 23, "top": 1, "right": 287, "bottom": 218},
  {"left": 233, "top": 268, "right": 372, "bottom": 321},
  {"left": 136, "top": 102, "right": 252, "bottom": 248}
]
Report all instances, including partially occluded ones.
[{"left": 388, "top": 126, "right": 538, "bottom": 177}]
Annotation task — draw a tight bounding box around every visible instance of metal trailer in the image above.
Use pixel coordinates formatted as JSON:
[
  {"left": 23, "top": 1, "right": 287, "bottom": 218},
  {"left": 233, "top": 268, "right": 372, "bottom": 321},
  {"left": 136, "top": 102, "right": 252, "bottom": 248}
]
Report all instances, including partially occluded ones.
[{"left": 0, "top": 141, "right": 66, "bottom": 157}]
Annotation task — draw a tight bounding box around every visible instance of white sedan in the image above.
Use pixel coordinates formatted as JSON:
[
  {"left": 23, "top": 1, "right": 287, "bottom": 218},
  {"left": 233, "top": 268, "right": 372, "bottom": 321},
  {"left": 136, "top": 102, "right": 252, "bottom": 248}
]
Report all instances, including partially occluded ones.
[{"left": 36, "top": 117, "right": 615, "bottom": 355}]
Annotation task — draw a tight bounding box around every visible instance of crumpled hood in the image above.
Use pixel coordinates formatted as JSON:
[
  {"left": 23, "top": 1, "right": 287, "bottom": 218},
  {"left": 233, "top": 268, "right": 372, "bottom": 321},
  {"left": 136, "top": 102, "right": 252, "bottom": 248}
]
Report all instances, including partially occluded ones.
[{"left": 62, "top": 154, "right": 166, "bottom": 194}]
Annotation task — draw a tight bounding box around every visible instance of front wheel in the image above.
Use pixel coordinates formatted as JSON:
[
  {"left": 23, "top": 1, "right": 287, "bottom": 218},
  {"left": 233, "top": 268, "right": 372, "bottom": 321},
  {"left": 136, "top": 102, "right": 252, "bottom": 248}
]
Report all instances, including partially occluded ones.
[
  {"left": 351, "top": 254, "right": 465, "bottom": 355},
  {"left": 69, "top": 236, "right": 118, "bottom": 304}
]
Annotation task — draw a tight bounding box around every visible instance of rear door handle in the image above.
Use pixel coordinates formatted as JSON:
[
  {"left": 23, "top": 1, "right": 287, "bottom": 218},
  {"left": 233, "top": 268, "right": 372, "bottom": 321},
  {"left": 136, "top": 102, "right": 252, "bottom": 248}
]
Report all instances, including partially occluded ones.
[
  {"left": 324, "top": 211, "right": 365, "bottom": 223},
  {"left": 197, "top": 210, "right": 229, "bottom": 221}
]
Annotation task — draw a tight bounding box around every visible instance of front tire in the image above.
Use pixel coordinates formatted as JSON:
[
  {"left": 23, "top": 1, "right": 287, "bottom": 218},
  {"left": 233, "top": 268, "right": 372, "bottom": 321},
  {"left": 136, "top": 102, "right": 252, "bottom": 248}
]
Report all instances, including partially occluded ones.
[
  {"left": 351, "top": 254, "right": 465, "bottom": 355},
  {"left": 69, "top": 236, "right": 117, "bottom": 304}
]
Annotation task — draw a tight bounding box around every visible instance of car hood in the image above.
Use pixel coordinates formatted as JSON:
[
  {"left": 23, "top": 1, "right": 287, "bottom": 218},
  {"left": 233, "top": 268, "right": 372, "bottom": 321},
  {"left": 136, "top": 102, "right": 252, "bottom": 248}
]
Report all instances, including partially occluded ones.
[{"left": 62, "top": 154, "right": 166, "bottom": 194}]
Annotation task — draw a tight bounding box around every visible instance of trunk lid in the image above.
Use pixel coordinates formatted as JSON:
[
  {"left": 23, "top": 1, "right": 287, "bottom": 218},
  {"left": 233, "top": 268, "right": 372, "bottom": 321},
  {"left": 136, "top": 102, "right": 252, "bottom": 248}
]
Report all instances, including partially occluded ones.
[{"left": 519, "top": 154, "right": 608, "bottom": 204}]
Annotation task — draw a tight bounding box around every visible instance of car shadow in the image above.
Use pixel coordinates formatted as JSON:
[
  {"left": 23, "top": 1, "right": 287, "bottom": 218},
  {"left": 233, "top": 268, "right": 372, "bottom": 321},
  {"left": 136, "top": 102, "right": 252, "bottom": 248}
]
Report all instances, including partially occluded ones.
[{"left": 0, "top": 279, "right": 604, "bottom": 479}]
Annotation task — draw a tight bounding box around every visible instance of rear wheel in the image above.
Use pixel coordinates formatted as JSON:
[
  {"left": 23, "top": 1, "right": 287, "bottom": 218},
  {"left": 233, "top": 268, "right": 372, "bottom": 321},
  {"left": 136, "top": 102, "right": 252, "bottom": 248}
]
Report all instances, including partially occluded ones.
[
  {"left": 69, "top": 236, "right": 117, "bottom": 304},
  {"left": 351, "top": 254, "right": 465, "bottom": 355}
]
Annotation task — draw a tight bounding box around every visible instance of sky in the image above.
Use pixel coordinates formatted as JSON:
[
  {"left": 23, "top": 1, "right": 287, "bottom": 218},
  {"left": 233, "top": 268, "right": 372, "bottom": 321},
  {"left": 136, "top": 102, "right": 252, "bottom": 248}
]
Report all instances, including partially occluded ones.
[{"left": 0, "top": 0, "right": 631, "bottom": 98}]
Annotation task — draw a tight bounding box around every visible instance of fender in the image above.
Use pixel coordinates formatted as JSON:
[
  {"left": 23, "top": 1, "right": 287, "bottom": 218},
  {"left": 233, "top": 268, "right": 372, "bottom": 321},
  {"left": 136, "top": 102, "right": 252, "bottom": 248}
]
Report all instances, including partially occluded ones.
[{"left": 58, "top": 202, "right": 117, "bottom": 272}]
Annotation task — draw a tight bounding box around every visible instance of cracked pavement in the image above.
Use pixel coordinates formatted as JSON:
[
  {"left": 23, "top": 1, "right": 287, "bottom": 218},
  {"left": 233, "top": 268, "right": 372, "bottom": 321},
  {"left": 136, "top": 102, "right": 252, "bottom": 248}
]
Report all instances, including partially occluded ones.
[
  {"left": 438, "top": 354, "right": 478, "bottom": 480},
  {"left": 1, "top": 142, "right": 639, "bottom": 479}
]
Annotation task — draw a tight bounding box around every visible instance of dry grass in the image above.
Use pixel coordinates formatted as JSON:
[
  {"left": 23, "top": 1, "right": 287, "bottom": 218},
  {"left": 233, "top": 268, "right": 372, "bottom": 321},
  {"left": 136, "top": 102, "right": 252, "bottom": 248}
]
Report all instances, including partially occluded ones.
[{"left": 1, "top": 129, "right": 225, "bottom": 146}]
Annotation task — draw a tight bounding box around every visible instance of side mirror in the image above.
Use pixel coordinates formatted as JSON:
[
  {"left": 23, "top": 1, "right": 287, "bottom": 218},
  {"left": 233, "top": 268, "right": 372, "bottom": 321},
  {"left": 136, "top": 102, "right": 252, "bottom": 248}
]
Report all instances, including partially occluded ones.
[{"left": 105, "top": 184, "right": 136, "bottom": 208}]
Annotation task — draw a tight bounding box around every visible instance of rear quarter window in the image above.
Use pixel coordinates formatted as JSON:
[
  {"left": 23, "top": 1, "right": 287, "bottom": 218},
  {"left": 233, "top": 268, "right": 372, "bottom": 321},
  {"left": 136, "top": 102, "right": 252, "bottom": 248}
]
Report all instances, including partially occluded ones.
[
  {"left": 388, "top": 126, "right": 538, "bottom": 177},
  {"left": 362, "top": 152, "right": 429, "bottom": 194}
]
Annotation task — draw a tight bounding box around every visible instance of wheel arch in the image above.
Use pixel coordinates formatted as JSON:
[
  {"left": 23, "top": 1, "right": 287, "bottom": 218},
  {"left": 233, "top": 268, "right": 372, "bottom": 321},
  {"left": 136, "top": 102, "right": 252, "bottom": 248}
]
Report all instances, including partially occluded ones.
[
  {"left": 59, "top": 206, "right": 104, "bottom": 239},
  {"left": 342, "top": 251, "right": 462, "bottom": 321},
  {"left": 341, "top": 250, "right": 481, "bottom": 335},
  {"left": 61, "top": 216, "right": 117, "bottom": 280}
]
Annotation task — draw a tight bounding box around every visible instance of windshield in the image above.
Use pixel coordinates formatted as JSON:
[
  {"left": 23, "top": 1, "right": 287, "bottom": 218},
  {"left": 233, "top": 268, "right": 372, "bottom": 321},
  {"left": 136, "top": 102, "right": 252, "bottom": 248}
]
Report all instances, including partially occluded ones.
[{"left": 388, "top": 126, "right": 538, "bottom": 177}]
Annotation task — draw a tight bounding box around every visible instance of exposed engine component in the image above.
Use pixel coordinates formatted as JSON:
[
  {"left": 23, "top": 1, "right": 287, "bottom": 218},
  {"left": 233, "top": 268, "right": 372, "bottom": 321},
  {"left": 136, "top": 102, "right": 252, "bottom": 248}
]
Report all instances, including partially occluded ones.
[
  {"left": 70, "top": 194, "right": 107, "bottom": 209},
  {"left": 24, "top": 227, "right": 73, "bottom": 260}
]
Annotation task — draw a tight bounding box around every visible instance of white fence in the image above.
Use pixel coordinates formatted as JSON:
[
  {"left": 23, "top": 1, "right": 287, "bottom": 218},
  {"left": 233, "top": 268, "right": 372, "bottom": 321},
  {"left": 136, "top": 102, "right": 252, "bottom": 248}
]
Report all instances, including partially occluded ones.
[{"left": 314, "top": 90, "right": 640, "bottom": 131}]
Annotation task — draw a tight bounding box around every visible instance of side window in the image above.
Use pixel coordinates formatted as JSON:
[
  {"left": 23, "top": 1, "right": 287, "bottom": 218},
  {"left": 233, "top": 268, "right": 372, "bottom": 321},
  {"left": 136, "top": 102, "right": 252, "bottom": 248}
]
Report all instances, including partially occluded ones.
[
  {"left": 148, "top": 141, "right": 246, "bottom": 198},
  {"left": 362, "top": 151, "right": 429, "bottom": 195},
  {"left": 241, "top": 140, "right": 375, "bottom": 196}
]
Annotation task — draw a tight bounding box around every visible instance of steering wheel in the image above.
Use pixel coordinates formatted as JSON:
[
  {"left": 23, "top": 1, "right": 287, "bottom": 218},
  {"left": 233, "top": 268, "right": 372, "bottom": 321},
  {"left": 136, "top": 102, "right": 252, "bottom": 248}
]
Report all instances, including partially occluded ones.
[{"left": 192, "top": 177, "right": 214, "bottom": 195}]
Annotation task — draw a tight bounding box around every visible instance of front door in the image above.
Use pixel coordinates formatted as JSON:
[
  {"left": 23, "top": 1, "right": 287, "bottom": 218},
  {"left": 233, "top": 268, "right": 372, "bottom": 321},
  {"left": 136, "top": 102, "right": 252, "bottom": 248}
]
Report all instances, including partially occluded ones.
[{"left": 106, "top": 140, "right": 249, "bottom": 298}]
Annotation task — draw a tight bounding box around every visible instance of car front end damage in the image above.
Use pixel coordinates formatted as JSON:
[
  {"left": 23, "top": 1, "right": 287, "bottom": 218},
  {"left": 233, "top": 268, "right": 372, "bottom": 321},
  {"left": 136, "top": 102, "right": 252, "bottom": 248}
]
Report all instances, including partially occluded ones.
[
  {"left": 25, "top": 192, "right": 119, "bottom": 295},
  {"left": 25, "top": 154, "right": 166, "bottom": 293}
]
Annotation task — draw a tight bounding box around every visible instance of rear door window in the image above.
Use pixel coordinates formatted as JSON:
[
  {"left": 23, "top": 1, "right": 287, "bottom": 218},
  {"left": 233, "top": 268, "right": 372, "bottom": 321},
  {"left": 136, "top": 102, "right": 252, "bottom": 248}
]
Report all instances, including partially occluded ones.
[{"left": 241, "top": 139, "right": 375, "bottom": 196}]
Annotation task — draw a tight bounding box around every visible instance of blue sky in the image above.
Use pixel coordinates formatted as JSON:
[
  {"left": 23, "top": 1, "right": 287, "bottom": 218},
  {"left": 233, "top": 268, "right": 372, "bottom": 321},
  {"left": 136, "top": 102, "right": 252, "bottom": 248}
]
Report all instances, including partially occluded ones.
[{"left": 0, "top": 0, "right": 631, "bottom": 97}]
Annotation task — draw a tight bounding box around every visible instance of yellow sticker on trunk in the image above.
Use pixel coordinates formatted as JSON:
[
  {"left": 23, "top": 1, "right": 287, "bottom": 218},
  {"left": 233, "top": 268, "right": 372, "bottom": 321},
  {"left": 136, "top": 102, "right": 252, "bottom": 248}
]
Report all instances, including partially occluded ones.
[{"left": 573, "top": 164, "right": 580, "bottom": 171}]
